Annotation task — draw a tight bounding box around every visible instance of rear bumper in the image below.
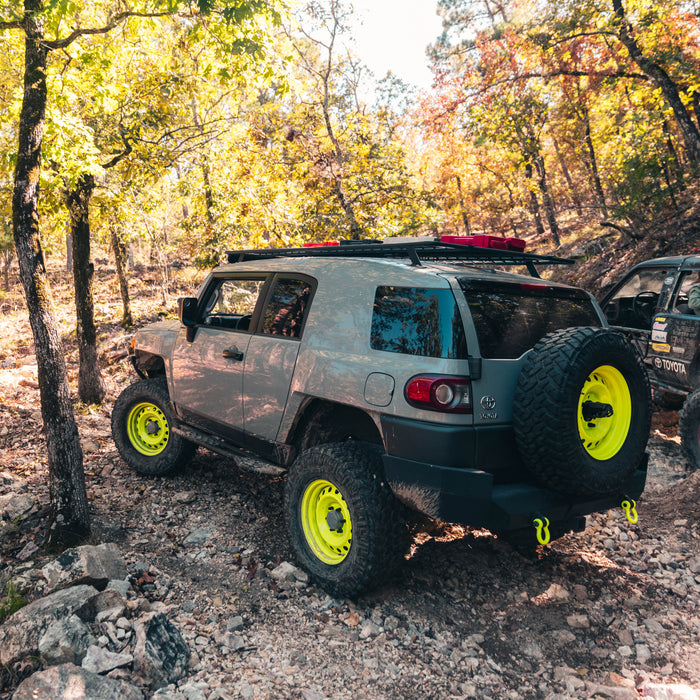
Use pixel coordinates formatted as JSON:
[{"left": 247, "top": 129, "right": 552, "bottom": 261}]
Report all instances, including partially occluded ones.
[{"left": 382, "top": 448, "right": 648, "bottom": 532}]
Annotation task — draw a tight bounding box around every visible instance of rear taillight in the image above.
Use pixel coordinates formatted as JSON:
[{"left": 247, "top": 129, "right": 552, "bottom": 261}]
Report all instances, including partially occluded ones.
[
  {"left": 405, "top": 375, "right": 472, "bottom": 413},
  {"left": 519, "top": 282, "right": 547, "bottom": 291}
]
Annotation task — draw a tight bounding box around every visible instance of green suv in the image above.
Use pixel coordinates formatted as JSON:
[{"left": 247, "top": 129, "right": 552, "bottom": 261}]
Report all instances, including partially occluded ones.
[
  {"left": 600, "top": 254, "right": 700, "bottom": 470},
  {"left": 112, "top": 238, "right": 651, "bottom": 596}
]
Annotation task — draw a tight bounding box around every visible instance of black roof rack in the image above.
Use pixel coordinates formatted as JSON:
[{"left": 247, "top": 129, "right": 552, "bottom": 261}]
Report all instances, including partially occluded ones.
[{"left": 225, "top": 240, "right": 574, "bottom": 278}]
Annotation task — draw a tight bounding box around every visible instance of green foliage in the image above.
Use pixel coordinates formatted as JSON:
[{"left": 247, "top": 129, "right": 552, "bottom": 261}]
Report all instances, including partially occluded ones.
[
  {"left": 0, "top": 580, "right": 28, "bottom": 624},
  {"left": 424, "top": 0, "right": 700, "bottom": 242}
]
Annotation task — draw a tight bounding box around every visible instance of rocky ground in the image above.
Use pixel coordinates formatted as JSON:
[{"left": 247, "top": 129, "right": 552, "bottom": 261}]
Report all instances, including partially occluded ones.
[
  {"left": 1, "top": 262, "right": 700, "bottom": 699},
  {"left": 1, "top": 358, "right": 700, "bottom": 699}
]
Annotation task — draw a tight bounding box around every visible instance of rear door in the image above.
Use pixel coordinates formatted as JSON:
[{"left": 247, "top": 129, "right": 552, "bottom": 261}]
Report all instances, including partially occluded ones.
[
  {"left": 243, "top": 275, "right": 316, "bottom": 442},
  {"left": 459, "top": 278, "right": 604, "bottom": 425}
]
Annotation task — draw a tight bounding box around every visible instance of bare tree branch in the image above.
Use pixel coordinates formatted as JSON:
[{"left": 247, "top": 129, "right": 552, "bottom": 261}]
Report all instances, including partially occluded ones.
[
  {"left": 101, "top": 135, "right": 133, "bottom": 170},
  {"left": 45, "top": 10, "right": 176, "bottom": 50},
  {"left": 0, "top": 19, "right": 24, "bottom": 31}
]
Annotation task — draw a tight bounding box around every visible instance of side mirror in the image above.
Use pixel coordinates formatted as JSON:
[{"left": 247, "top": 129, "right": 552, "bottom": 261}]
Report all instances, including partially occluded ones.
[
  {"left": 178, "top": 297, "right": 198, "bottom": 326},
  {"left": 178, "top": 297, "right": 199, "bottom": 342}
]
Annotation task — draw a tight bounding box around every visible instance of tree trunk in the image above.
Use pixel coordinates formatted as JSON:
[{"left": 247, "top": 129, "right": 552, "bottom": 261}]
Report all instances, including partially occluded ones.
[
  {"left": 663, "top": 121, "right": 684, "bottom": 186},
  {"left": 692, "top": 92, "right": 700, "bottom": 132},
  {"left": 66, "top": 231, "right": 72, "bottom": 272},
  {"left": 553, "top": 137, "right": 583, "bottom": 216},
  {"left": 12, "top": 2, "right": 90, "bottom": 548},
  {"left": 582, "top": 110, "right": 608, "bottom": 218},
  {"left": 67, "top": 173, "right": 106, "bottom": 405},
  {"left": 190, "top": 92, "right": 216, "bottom": 225},
  {"left": 319, "top": 24, "right": 362, "bottom": 239},
  {"left": 524, "top": 162, "right": 545, "bottom": 236},
  {"left": 612, "top": 0, "right": 700, "bottom": 163},
  {"left": 2, "top": 250, "right": 13, "bottom": 291},
  {"left": 534, "top": 154, "right": 560, "bottom": 247},
  {"left": 455, "top": 175, "right": 471, "bottom": 234},
  {"left": 110, "top": 222, "right": 133, "bottom": 328}
]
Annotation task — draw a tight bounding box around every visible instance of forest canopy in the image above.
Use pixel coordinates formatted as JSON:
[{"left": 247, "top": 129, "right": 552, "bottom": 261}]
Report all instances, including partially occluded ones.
[{"left": 1, "top": 0, "right": 698, "bottom": 270}]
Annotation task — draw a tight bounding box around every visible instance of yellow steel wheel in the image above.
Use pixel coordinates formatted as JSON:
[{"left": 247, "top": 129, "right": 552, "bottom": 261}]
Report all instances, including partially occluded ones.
[
  {"left": 127, "top": 401, "right": 170, "bottom": 456},
  {"left": 301, "top": 479, "right": 352, "bottom": 565},
  {"left": 578, "top": 365, "right": 632, "bottom": 461}
]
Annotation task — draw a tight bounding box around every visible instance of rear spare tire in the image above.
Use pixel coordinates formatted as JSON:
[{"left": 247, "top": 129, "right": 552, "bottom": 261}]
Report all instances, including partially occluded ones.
[
  {"left": 679, "top": 389, "right": 700, "bottom": 471},
  {"left": 513, "top": 327, "right": 651, "bottom": 496}
]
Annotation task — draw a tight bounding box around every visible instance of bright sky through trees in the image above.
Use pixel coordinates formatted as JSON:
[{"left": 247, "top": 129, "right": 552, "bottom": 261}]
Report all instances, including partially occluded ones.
[{"left": 349, "top": 0, "right": 441, "bottom": 90}]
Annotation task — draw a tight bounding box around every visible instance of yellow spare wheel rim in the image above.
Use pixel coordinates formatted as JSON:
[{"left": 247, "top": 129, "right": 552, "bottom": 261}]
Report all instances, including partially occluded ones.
[
  {"left": 578, "top": 365, "right": 632, "bottom": 460},
  {"left": 127, "top": 402, "right": 170, "bottom": 456},
  {"left": 301, "top": 480, "right": 352, "bottom": 565}
]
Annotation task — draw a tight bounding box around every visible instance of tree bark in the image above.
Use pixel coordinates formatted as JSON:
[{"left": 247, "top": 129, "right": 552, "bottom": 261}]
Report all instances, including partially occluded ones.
[
  {"left": 524, "top": 161, "right": 545, "bottom": 236},
  {"left": 190, "top": 91, "right": 216, "bottom": 225},
  {"left": 66, "top": 232, "right": 73, "bottom": 271},
  {"left": 455, "top": 175, "right": 471, "bottom": 234},
  {"left": 110, "top": 222, "right": 133, "bottom": 328},
  {"left": 534, "top": 153, "right": 560, "bottom": 247},
  {"left": 552, "top": 137, "right": 583, "bottom": 216},
  {"left": 582, "top": 109, "right": 608, "bottom": 218},
  {"left": 612, "top": 0, "right": 700, "bottom": 163},
  {"left": 66, "top": 173, "right": 106, "bottom": 405},
  {"left": 12, "top": 1, "right": 90, "bottom": 548},
  {"left": 692, "top": 92, "right": 700, "bottom": 132},
  {"left": 319, "top": 2, "right": 362, "bottom": 239},
  {"left": 2, "top": 251, "right": 13, "bottom": 291}
]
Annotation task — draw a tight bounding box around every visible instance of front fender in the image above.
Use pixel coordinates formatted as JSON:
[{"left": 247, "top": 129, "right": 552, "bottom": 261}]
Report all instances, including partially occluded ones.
[{"left": 131, "top": 320, "right": 181, "bottom": 379}]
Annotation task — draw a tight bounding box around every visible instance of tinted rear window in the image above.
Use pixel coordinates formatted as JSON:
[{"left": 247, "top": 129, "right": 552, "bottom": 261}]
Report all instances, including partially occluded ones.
[
  {"left": 460, "top": 280, "right": 601, "bottom": 359},
  {"left": 371, "top": 286, "right": 467, "bottom": 359}
]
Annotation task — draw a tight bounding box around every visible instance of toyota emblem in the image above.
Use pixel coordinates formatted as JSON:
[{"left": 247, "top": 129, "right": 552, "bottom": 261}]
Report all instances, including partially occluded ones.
[{"left": 480, "top": 395, "right": 496, "bottom": 410}]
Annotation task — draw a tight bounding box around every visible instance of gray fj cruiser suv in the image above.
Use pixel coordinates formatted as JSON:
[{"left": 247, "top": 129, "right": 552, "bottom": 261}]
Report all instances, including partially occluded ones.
[
  {"left": 600, "top": 254, "right": 700, "bottom": 470},
  {"left": 112, "top": 238, "right": 651, "bottom": 596}
]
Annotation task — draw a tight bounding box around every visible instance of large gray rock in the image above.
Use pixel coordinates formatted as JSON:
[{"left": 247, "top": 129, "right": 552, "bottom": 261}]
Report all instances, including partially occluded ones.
[
  {"left": 0, "top": 585, "right": 99, "bottom": 666},
  {"left": 640, "top": 684, "right": 700, "bottom": 700},
  {"left": 12, "top": 663, "right": 144, "bottom": 700},
  {"left": 82, "top": 644, "right": 134, "bottom": 674},
  {"left": 132, "top": 613, "right": 189, "bottom": 690},
  {"left": 0, "top": 471, "right": 26, "bottom": 491},
  {"left": 38, "top": 614, "right": 96, "bottom": 666},
  {"left": 42, "top": 543, "right": 127, "bottom": 592},
  {"left": 85, "top": 588, "right": 127, "bottom": 623},
  {"left": 0, "top": 492, "right": 33, "bottom": 520}
]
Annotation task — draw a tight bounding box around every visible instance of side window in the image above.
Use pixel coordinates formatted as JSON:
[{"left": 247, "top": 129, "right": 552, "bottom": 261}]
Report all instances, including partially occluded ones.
[
  {"left": 371, "top": 286, "right": 467, "bottom": 359},
  {"left": 201, "top": 277, "right": 266, "bottom": 329},
  {"left": 606, "top": 267, "right": 668, "bottom": 329},
  {"left": 261, "top": 277, "right": 313, "bottom": 338},
  {"left": 674, "top": 271, "right": 700, "bottom": 314}
]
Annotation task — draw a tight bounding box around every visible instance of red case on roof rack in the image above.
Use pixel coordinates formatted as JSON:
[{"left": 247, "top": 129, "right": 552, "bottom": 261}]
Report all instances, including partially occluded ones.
[
  {"left": 303, "top": 241, "right": 340, "bottom": 248},
  {"left": 440, "top": 234, "right": 526, "bottom": 252}
]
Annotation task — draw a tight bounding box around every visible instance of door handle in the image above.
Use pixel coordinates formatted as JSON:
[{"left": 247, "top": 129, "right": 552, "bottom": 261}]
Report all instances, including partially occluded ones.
[{"left": 222, "top": 347, "right": 244, "bottom": 361}]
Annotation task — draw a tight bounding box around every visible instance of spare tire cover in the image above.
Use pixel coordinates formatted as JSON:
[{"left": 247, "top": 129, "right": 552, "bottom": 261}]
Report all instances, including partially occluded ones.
[{"left": 513, "top": 327, "right": 651, "bottom": 497}]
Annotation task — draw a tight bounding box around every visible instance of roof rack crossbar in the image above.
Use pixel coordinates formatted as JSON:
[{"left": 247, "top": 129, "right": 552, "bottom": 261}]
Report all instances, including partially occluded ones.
[{"left": 225, "top": 241, "right": 574, "bottom": 272}]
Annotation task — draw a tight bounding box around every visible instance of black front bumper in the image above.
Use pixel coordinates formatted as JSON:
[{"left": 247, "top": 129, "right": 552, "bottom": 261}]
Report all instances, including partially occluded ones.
[{"left": 380, "top": 415, "right": 648, "bottom": 532}]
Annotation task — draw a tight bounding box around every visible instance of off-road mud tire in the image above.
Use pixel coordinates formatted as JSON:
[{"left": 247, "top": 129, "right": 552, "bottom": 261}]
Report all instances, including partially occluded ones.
[
  {"left": 513, "top": 327, "right": 651, "bottom": 496},
  {"left": 285, "top": 442, "right": 408, "bottom": 598},
  {"left": 111, "top": 378, "right": 196, "bottom": 476},
  {"left": 679, "top": 389, "right": 700, "bottom": 471}
]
